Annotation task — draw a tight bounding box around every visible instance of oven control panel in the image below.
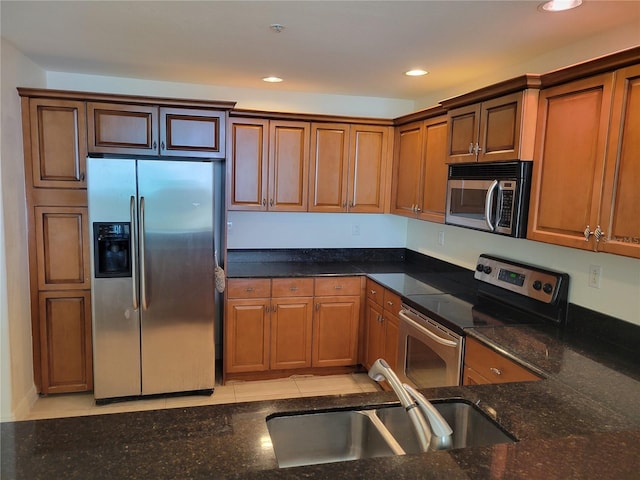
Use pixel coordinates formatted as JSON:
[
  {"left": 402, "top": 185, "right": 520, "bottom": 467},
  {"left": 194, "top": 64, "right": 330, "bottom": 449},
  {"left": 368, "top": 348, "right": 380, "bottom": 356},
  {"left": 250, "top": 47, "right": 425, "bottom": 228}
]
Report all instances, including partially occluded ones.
[{"left": 474, "top": 254, "right": 565, "bottom": 303}]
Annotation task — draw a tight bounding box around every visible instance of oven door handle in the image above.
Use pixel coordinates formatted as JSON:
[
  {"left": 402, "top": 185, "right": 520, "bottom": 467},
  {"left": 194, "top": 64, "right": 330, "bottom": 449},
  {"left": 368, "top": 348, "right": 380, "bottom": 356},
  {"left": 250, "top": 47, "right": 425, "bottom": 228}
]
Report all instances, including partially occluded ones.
[{"left": 399, "top": 310, "right": 459, "bottom": 348}]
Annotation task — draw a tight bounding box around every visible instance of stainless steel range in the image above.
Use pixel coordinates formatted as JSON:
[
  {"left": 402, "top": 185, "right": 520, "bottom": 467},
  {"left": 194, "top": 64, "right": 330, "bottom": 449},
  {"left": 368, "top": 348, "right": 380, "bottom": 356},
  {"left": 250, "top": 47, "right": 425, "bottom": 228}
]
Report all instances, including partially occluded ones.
[{"left": 388, "top": 254, "right": 570, "bottom": 389}]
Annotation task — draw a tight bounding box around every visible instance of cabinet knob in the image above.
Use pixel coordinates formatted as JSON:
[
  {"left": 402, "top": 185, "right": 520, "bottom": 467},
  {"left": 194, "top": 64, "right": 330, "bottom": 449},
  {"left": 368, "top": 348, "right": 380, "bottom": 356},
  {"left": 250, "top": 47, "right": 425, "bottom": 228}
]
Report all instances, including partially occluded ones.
[
  {"left": 594, "top": 225, "right": 605, "bottom": 242},
  {"left": 270, "top": 198, "right": 274, "bottom": 207},
  {"left": 153, "top": 141, "right": 157, "bottom": 150},
  {"left": 161, "top": 141, "right": 166, "bottom": 150},
  {"left": 387, "top": 301, "right": 394, "bottom": 306},
  {"left": 490, "top": 367, "right": 502, "bottom": 376},
  {"left": 246, "top": 287, "right": 254, "bottom": 292},
  {"left": 370, "top": 290, "right": 377, "bottom": 295},
  {"left": 468, "top": 143, "right": 474, "bottom": 154},
  {"left": 584, "top": 225, "right": 593, "bottom": 241}
]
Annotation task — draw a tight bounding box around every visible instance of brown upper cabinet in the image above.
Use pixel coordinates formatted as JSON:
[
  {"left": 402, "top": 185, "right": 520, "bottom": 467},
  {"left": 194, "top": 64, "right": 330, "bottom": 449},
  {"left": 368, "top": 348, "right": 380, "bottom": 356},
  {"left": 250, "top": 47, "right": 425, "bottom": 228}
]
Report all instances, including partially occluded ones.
[
  {"left": 309, "top": 123, "right": 392, "bottom": 213},
  {"left": 528, "top": 64, "right": 640, "bottom": 258},
  {"left": 391, "top": 115, "right": 448, "bottom": 222},
  {"left": 87, "top": 102, "right": 226, "bottom": 158},
  {"left": 445, "top": 90, "right": 539, "bottom": 164},
  {"left": 27, "top": 98, "right": 87, "bottom": 189},
  {"left": 227, "top": 117, "right": 310, "bottom": 211}
]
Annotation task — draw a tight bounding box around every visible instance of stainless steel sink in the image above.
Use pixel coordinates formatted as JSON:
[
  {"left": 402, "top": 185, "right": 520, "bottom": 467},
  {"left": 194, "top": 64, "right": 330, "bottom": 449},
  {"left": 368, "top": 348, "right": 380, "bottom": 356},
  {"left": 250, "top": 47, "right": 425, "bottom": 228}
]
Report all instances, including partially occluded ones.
[
  {"left": 266, "top": 409, "right": 399, "bottom": 468},
  {"left": 375, "top": 399, "right": 516, "bottom": 454},
  {"left": 266, "top": 399, "right": 516, "bottom": 468}
]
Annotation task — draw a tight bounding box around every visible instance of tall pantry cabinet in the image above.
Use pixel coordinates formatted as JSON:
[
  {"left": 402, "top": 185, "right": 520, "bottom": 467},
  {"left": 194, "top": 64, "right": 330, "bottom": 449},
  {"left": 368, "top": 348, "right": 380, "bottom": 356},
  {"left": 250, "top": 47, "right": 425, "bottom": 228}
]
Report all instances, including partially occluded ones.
[{"left": 20, "top": 94, "right": 93, "bottom": 394}]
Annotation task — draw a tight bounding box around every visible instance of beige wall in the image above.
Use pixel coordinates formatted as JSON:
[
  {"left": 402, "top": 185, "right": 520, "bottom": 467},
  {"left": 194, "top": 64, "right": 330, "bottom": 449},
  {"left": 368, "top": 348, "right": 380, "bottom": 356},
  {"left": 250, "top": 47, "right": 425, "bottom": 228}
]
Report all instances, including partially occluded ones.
[{"left": 0, "top": 38, "right": 47, "bottom": 421}]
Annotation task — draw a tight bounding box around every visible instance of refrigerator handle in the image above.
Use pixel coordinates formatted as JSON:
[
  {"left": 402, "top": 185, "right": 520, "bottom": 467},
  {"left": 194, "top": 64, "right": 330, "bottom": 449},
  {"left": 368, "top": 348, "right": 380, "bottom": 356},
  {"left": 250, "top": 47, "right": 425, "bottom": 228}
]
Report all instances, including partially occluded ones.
[
  {"left": 130, "top": 196, "right": 139, "bottom": 310},
  {"left": 140, "top": 196, "right": 149, "bottom": 311}
]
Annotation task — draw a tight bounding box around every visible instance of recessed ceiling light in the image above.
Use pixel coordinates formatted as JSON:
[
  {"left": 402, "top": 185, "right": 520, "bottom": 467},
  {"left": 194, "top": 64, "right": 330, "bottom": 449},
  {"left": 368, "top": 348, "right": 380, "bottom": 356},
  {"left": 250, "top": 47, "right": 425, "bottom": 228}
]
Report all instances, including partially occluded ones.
[
  {"left": 405, "top": 69, "right": 429, "bottom": 77},
  {"left": 263, "top": 76, "right": 283, "bottom": 83},
  {"left": 538, "top": 0, "right": 582, "bottom": 12}
]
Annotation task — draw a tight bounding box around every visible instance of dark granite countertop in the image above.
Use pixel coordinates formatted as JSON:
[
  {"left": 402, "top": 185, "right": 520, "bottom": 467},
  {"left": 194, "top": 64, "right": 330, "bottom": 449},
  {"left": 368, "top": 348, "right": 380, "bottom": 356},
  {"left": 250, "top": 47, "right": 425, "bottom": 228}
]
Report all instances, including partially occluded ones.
[{"left": 3, "top": 250, "right": 639, "bottom": 479}]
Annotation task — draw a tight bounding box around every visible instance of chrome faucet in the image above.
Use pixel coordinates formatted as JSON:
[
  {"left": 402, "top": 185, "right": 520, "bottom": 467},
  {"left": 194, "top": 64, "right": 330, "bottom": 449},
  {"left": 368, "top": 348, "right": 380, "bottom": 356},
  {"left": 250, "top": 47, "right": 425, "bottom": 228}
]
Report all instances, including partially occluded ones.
[{"left": 368, "top": 358, "right": 453, "bottom": 451}]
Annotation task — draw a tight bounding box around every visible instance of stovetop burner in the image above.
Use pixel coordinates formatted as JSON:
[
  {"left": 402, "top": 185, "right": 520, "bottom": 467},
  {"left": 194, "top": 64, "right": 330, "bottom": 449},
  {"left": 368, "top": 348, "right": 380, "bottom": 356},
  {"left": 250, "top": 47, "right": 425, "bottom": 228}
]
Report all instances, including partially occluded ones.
[{"left": 389, "top": 255, "right": 570, "bottom": 335}]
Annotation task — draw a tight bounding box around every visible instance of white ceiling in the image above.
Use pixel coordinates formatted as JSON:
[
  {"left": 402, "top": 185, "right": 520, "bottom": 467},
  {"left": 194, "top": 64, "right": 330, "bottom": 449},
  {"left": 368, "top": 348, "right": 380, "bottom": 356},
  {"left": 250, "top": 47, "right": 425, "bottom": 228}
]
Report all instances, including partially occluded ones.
[{"left": 2, "top": 1, "right": 639, "bottom": 100}]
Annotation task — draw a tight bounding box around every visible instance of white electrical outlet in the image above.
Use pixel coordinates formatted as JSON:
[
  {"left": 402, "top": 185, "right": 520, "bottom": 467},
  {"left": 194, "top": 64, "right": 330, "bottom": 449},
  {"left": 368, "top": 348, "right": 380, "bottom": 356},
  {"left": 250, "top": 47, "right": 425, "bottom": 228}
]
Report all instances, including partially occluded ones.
[
  {"left": 227, "top": 221, "right": 233, "bottom": 234},
  {"left": 438, "top": 231, "right": 445, "bottom": 246},
  {"left": 352, "top": 224, "right": 360, "bottom": 236},
  {"left": 588, "top": 264, "right": 602, "bottom": 288}
]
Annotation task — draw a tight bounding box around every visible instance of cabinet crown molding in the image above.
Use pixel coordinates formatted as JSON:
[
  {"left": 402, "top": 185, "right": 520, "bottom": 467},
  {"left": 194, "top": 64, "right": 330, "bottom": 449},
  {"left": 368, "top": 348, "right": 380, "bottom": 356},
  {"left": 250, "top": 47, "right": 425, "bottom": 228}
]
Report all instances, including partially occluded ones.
[{"left": 17, "top": 88, "right": 236, "bottom": 111}]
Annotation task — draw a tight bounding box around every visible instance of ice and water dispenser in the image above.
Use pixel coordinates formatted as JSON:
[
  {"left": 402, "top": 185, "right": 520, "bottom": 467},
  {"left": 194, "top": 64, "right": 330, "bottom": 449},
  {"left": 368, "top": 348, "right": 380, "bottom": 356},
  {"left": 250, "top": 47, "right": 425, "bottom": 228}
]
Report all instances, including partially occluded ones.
[{"left": 93, "top": 222, "right": 131, "bottom": 278}]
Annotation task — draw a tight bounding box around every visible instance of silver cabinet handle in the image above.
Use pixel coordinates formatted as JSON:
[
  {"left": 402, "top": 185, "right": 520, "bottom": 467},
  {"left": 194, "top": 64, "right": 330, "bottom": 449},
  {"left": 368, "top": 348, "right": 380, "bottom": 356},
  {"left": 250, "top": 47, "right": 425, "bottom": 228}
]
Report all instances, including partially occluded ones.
[
  {"left": 262, "top": 199, "right": 267, "bottom": 207},
  {"left": 484, "top": 180, "right": 499, "bottom": 232},
  {"left": 387, "top": 301, "right": 394, "bottom": 307},
  {"left": 270, "top": 198, "right": 274, "bottom": 207},
  {"left": 584, "top": 225, "right": 593, "bottom": 241},
  {"left": 161, "top": 141, "right": 165, "bottom": 150},
  {"left": 289, "top": 286, "right": 298, "bottom": 291},
  {"left": 490, "top": 367, "right": 502, "bottom": 376},
  {"left": 474, "top": 143, "right": 482, "bottom": 155},
  {"left": 415, "top": 205, "right": 421, "bottom": 213},
  {"left": 245, "top": 287, "right": 254, "bottom": 292},
  {"left": 594, "top": 225, "right": 605, "bottom": 242},
  {"left": 152, "top": 141, "right": 157, "bottom": 150},
  {"left": 139, "top": 196, "right": 148, "bottom": 310},
  {"left": 370, "top": 289, "right": 377, "bottom": 295},
  {"left": 468, "top": 143, "right": 474, "bottom": 154},
  {"left": 334, "top": 285, "right": 343, "bottom": 290},
  {"left": 130, "top": 196, "right": 139, "bottom": 310}
]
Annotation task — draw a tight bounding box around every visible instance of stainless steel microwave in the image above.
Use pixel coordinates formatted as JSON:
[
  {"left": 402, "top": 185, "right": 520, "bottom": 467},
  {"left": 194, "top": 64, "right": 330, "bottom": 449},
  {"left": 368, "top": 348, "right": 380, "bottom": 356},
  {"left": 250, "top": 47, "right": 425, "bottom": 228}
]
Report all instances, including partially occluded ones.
[{"left": 445, "top": 161, "right": 532, "bottom": 238}]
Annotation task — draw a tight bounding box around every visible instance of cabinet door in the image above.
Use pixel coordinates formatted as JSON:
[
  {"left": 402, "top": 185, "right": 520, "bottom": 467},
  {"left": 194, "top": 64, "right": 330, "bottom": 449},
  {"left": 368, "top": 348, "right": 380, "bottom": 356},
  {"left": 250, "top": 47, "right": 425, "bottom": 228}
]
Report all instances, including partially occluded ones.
[
  {"left": 528, "top": 73, "right": 614, "bottom": 250},
  {"left": 34, "top": 206, "right": 90, "bottom": 291},
  {"left": 446, "top": 103, "right": 480, "bottom": 164},
  {"left": 227, "top": 118, "right": 269, "bottom": 210},
  {"left": 309, "top": 123, "right": 350, "bottom": 212},
  {"left": 268, "top": 120, "right": 310, "bottom": 211},
  {"left": 87, "top": 102, "right": 159, "bottom": 155},
  {"left": 160, "top": 107, "right": 225, "bottom": 159},
  {"left": 38, "top": 290, "right": 92, "bottom": 393},
  {"left": 382, "top": 313, "right": 399, "bottom": 371},
  {"left": 391, "top": 122, "right": 423, "bottom": 217},
  {"left": 348, "top": 125, "right": 390, "bottom": 213},
  {"left": 312, "top": 295, "right": 360, "bottom": 367},
  {"left": 599, "top": 64, "right": 640, "bottom": 258},
  {"left": 364, "top": 300, "right": 384, "bottom": 370},
  {"left": 270, "top": 297, "right": 313, "bottom": 370},
  {"left": 477, "top": 92, "right": 524, "bottom": 162},
  {"left": 418, "top": 116, "right": 448, "bottom": 222},
  {"left": 225, "top": 298, "right": 270, "bottom": 373},
  {"left": 28, "top": 98, "right": 87, "bottom": 189}
]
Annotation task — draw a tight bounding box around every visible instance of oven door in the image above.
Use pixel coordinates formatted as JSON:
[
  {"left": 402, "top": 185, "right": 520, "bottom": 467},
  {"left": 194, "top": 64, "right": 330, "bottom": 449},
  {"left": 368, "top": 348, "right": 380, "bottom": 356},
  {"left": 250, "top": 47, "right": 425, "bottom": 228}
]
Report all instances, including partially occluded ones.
[
  {"left": 397, "top": 308, "right": 463, "bottom": 389},
  {"left": 445, "top": 178, "right": 499, "bottom": 232}
]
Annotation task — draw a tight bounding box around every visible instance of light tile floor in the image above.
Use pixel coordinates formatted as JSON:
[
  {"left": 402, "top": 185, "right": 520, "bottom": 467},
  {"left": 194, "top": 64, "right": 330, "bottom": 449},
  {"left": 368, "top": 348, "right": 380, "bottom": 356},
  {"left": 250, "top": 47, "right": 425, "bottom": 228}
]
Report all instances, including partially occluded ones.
[{"left": 21, "top": 373, "right": 380, "bottom": 421}]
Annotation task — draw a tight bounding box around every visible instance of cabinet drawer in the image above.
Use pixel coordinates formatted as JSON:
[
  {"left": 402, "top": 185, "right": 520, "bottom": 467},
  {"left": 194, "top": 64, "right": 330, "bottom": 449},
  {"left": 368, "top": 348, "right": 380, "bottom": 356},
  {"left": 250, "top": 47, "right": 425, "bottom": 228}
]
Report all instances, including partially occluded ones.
[
  {"left": 366, "top": 279, "right": 384, "bottom": 306},
  {"left": 464, "top": 337, "right": 540, "bottom": 384},
  {"left": 314, "top": 276, "right": 361, "bottom": 296},
  {"left": 227, "top": 278, "right": 271, "bottom": 299},
  {"left": 272, "top": 278, "right": 314, "bottom": 297},
  {"left": 383, "top": 289, "right": 401, "bottom": 317}
]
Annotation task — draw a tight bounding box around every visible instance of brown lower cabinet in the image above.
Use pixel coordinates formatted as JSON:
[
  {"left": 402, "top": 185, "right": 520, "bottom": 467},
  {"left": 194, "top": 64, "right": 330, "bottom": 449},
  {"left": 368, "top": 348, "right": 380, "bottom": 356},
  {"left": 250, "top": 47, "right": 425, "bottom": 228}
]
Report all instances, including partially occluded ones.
[
  {"left": 463, "top": 337, "right": 541, "bottom": 385},
  {"left": 223, "top": 276, "right": 361, "bottom": 382},
  {"left": 363, "top": 279, "right": 400, "bottom": 371},
  {"left": 38, "top": 290, "right": 93, "bottom": 393}
]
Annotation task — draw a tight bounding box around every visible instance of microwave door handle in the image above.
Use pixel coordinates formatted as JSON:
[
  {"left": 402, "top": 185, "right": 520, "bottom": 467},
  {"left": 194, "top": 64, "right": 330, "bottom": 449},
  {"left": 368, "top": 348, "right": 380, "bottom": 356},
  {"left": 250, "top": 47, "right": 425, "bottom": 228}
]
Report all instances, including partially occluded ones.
[{"left": 484, "top": 180, "right": 499, "bottom": 232}]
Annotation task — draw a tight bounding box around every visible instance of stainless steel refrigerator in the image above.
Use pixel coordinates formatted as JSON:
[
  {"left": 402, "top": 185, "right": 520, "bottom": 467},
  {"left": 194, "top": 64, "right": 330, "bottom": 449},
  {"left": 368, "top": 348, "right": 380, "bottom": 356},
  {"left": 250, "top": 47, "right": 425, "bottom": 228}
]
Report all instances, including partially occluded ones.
[{"left": 87, "top": 158, "right": 215, "bottom": 402}]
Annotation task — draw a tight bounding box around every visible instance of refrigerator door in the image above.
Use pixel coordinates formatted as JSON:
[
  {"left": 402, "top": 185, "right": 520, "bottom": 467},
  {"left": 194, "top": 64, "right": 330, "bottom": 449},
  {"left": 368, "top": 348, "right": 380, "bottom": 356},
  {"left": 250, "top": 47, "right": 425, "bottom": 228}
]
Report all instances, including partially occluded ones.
[
  {"left": 88, "top": 158, "right": 142, "bottom": 399},
  {"left": 137, "top": 160, "right": 215, "bottom": 395}
]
